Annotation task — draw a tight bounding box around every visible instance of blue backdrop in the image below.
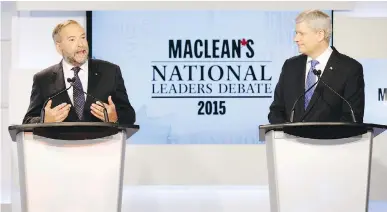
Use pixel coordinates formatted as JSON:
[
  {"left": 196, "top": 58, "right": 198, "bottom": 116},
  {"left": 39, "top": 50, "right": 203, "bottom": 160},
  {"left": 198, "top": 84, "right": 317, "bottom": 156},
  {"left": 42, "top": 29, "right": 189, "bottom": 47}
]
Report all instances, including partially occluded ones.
[{"left": 91, "top": 10, "right": 335, "bottom": 144}]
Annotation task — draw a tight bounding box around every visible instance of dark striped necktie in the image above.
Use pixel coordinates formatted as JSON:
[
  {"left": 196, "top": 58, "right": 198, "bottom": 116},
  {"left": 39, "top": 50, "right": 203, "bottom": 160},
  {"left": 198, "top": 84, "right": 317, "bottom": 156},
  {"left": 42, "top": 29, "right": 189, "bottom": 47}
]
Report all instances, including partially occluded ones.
[{"left": 72, "top": 66, "right": 85, "bottom": 120}]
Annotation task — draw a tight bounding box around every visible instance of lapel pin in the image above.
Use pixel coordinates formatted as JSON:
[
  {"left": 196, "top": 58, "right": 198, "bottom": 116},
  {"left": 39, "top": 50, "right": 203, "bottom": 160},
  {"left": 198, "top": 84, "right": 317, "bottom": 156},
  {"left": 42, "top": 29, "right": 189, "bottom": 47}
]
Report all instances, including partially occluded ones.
[
  {"left": 95, "top": 73, "right": 98, "bottom": 76},
  {"left": 329, "top": 67, "right": 333, "bottom": 70}
]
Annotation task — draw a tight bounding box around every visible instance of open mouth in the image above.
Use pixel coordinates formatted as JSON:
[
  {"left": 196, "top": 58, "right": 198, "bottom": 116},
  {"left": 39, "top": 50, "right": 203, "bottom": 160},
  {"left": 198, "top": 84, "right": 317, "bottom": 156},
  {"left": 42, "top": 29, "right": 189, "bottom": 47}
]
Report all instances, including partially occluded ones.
[{"left": 77, "top": 50, "right": 87, "bottom": 55}]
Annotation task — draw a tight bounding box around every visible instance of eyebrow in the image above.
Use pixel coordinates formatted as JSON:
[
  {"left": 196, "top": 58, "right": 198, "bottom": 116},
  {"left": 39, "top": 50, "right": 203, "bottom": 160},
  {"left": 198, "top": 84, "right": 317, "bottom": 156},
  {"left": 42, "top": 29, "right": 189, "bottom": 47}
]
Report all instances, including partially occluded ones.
[{"left": 67, "top": 34, "right": 86, "bottom": 39}]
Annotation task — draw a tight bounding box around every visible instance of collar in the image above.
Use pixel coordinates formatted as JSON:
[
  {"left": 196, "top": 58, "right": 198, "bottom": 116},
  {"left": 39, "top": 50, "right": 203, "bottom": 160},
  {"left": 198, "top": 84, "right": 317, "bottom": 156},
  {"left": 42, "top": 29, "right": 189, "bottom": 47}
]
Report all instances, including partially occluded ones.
[
  {"left": 307, "top": 46, "right": 332, "bottom": 65},
  {"left": 62, "top": 59, "right": 88, "bottom": 72}
]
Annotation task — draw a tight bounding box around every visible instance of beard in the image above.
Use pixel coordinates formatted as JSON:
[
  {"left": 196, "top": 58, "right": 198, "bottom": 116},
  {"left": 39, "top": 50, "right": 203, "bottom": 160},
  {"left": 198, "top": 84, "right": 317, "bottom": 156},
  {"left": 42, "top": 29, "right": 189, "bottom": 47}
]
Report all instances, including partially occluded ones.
[{"left": 63, "top": 50, "right": 89, "bottom": 66}]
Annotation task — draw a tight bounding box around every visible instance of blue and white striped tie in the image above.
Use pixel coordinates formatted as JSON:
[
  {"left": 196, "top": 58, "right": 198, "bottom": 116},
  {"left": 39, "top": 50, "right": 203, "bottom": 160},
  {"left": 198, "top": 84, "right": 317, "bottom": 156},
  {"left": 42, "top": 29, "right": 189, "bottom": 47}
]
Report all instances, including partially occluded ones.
[{"left": 305, "top": 60, "right": 319, "bottom": 109}]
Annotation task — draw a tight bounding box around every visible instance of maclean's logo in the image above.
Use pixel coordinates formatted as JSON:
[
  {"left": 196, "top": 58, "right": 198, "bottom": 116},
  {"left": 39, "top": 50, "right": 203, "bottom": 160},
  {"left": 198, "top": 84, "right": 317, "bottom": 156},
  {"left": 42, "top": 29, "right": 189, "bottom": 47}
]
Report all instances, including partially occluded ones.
[
  {"left": 151, "top": 39, "right": 273, "bottom": 99},
  {"left": 168, "top": 39, "right": 254, "bottom": 59},
  {"left": 378, "top": 88, "right": 387, "bottom": 101}
]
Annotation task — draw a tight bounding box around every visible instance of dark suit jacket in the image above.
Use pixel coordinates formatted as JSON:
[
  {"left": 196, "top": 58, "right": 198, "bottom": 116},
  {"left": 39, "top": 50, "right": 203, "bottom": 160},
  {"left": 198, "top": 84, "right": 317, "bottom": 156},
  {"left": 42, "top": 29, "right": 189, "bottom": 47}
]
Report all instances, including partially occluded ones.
[
  {"left": 23, "top": 59, "right": 136, "bottom": 125},
  {"left": 268, "top": 46, "right": 365, "bottom": 124}
]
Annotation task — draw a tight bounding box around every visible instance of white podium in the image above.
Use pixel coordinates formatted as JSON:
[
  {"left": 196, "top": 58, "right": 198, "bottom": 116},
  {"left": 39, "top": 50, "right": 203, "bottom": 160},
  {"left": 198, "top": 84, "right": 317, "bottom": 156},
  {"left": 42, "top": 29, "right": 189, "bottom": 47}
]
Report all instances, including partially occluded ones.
[
  {"left": 8, "top": 122, "right": 139, "bottom": 212},
  {"left": 259, "top": 122, "right": 387, "bottom": 212}
]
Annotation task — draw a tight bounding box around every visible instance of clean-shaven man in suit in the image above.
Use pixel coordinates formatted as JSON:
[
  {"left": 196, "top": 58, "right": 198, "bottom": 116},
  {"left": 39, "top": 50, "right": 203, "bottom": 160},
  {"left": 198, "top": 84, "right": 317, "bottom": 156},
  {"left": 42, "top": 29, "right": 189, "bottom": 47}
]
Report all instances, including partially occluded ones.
[
  {"left": 268, "top": 10, "right": 365, "bottom": 124},
  {"left": 23, "top": 20, "right": 136, "bottom": 125}
]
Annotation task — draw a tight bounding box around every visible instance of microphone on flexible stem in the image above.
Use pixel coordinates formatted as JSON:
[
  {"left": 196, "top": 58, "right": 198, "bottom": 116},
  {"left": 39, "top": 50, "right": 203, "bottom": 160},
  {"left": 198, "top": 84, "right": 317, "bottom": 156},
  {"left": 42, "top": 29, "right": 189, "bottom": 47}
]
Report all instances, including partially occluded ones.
[
  {"left": 289, "top": 76, "right": 322, "bottom": 123},
  {"left": 40, "top": 79, "right": 74, "bottom": 123},
  {"left": 312, "top": 69, "right": 357, "bottom": 123},
  {"left": 67, "top": 77, "right": 110, "bottom": 122}
]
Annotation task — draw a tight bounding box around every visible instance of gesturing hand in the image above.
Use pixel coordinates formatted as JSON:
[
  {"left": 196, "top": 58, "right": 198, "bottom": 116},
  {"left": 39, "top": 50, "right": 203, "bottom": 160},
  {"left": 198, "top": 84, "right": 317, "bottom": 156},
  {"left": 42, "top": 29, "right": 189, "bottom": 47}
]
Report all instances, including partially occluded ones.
[
  {"left": 44, "top": 100, "right": 71, "bottom": 123},
  {"left": 90, "top": 96, "right": 118, "bottom": 122}
]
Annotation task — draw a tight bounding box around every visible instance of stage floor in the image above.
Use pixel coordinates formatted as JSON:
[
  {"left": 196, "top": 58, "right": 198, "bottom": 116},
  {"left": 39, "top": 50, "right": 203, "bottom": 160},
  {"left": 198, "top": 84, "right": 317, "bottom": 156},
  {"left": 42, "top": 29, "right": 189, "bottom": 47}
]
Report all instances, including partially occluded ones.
[{"left": 4, "top": 186, "right": 387, "bottom": 212}]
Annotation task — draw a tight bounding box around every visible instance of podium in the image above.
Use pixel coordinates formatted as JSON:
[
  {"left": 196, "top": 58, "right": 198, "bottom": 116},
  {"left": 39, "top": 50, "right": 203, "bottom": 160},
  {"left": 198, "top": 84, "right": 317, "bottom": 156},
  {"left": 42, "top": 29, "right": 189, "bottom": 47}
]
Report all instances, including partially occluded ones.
[
  {"left": 8, "top": 122, "right": 139, "bottom": 212},
  {"left": 259, "top": 122, "right": 387, "bottom": 212}
]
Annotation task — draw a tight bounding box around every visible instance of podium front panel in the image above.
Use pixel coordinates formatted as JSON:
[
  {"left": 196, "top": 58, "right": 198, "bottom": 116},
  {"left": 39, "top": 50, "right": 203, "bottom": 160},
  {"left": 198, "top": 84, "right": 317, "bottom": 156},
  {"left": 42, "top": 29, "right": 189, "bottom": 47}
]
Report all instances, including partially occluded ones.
[
  {"left": 14, "top": 130, "right": 127, "bottom": 212},
  {"left": 265, "top": 130, "right": 373, "bottom": 212}
]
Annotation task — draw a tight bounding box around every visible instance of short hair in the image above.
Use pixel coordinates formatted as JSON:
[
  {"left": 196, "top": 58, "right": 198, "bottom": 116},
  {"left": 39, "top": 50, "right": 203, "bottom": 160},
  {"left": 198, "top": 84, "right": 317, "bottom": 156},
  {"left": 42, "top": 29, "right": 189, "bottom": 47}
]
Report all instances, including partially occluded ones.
[
  {"left": 52, "top": 20, "right": 81, "bottom": 43},
  {"left": 296, "top": 10, "right": 332, "bottom": 42}
]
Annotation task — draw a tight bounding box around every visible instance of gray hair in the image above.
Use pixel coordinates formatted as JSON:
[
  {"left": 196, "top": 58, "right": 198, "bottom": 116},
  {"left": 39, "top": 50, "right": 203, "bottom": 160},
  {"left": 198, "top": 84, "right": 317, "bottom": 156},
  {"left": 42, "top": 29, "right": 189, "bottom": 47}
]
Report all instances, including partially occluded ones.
[
  {"left": 296, "top": 10, "right": 332, "bottom": 42},
  {"left": 52, "top": 20, "right": 81, "bottom": 43}
]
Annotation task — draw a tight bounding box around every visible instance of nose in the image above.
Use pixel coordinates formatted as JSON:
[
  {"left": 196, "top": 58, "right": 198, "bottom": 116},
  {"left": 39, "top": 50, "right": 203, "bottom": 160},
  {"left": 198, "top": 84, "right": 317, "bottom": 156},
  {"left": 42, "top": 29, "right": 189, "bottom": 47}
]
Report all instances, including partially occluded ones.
[
  {"left": 77, "top": 38, "right": 85, "bottom": 46},
  {"left": 80, "top": 40, "right": 89, "bottom": 49},
  {"left": 294, "top": 34, "right": 299, "bottom": 42}
]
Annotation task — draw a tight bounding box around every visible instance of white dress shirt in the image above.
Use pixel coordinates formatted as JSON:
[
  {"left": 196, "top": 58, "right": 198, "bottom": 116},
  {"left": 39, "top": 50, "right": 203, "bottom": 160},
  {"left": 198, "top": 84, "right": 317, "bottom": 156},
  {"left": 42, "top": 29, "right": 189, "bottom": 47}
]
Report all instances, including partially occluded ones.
[
  {"left": 62, "top": 59, "right": 88, "bottom": 105},
  {"left": 305, "top": 46, "right": 333, "bottom": 84}
]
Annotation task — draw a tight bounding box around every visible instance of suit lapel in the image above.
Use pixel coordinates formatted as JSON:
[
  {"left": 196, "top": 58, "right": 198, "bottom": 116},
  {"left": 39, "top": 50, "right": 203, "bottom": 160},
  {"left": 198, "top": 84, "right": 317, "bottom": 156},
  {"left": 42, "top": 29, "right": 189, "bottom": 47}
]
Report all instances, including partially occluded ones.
[
  {"left": 86, "top": 60, "right": 101, "bottom": 102},
  {"left": 294, "top": 55, "right": 308, "bottom": 121},
  {"left": 50, "top": 61, "right": 79, "bottom": 121},
  {"left": 85, "top": 59, "right": 102, "bottom": 108},
  {"left": 301, "top": 47, "right": 340, "bottom": 120},
  {"left": 51, "top": 62, "right": 72, "bottom": 105},
  {"left": 81, "top": 59, "right": 102, "bottom": 122},
  {"left": 87, "top": 59, "right": 102, "bottom": 94}
]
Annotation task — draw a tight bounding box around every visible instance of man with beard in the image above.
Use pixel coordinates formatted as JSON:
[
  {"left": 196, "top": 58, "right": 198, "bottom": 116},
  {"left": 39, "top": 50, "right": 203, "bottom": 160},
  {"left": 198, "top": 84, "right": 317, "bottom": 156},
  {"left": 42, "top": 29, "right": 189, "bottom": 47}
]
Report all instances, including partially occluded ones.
[{"left": 23, "top": 20, "right": 136, "bottom": 125}]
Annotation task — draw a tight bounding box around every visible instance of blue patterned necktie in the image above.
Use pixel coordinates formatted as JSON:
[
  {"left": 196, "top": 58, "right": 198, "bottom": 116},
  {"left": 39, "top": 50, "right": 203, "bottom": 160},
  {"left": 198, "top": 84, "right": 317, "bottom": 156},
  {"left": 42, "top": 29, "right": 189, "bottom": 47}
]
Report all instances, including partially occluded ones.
[
  {"left": 72, "top": 67, "right": 85, "bottom": 120},
  {"left": 305, "top": 60, "right": 319, "bottom": 109}
]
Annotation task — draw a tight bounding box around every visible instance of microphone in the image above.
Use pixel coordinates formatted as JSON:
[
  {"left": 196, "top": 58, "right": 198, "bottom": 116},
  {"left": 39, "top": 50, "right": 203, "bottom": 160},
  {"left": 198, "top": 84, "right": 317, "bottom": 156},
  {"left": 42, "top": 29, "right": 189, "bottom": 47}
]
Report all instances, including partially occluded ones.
[
  {"left": 289, "top": 75, "right": 322, "bottom": 122},
  {"left": 312, "top": 69, "right": 357, "bottom": 122},
  {"left": 67, "top": 77, "right": 110, "bottom": 122},
  {"left": 40, "top": 78, "right": 74, "bottom": 123}
]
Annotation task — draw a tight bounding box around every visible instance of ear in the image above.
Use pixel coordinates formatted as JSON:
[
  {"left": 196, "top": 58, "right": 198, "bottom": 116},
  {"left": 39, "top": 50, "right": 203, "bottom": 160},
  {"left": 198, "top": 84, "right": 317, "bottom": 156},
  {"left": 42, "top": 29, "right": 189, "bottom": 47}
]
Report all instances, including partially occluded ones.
[
  {"left": 55, "top": 41, "right": 63, "bottom": 55},
  {"left": 317, "top": 30, "right": 326, "bottom": 42}
]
